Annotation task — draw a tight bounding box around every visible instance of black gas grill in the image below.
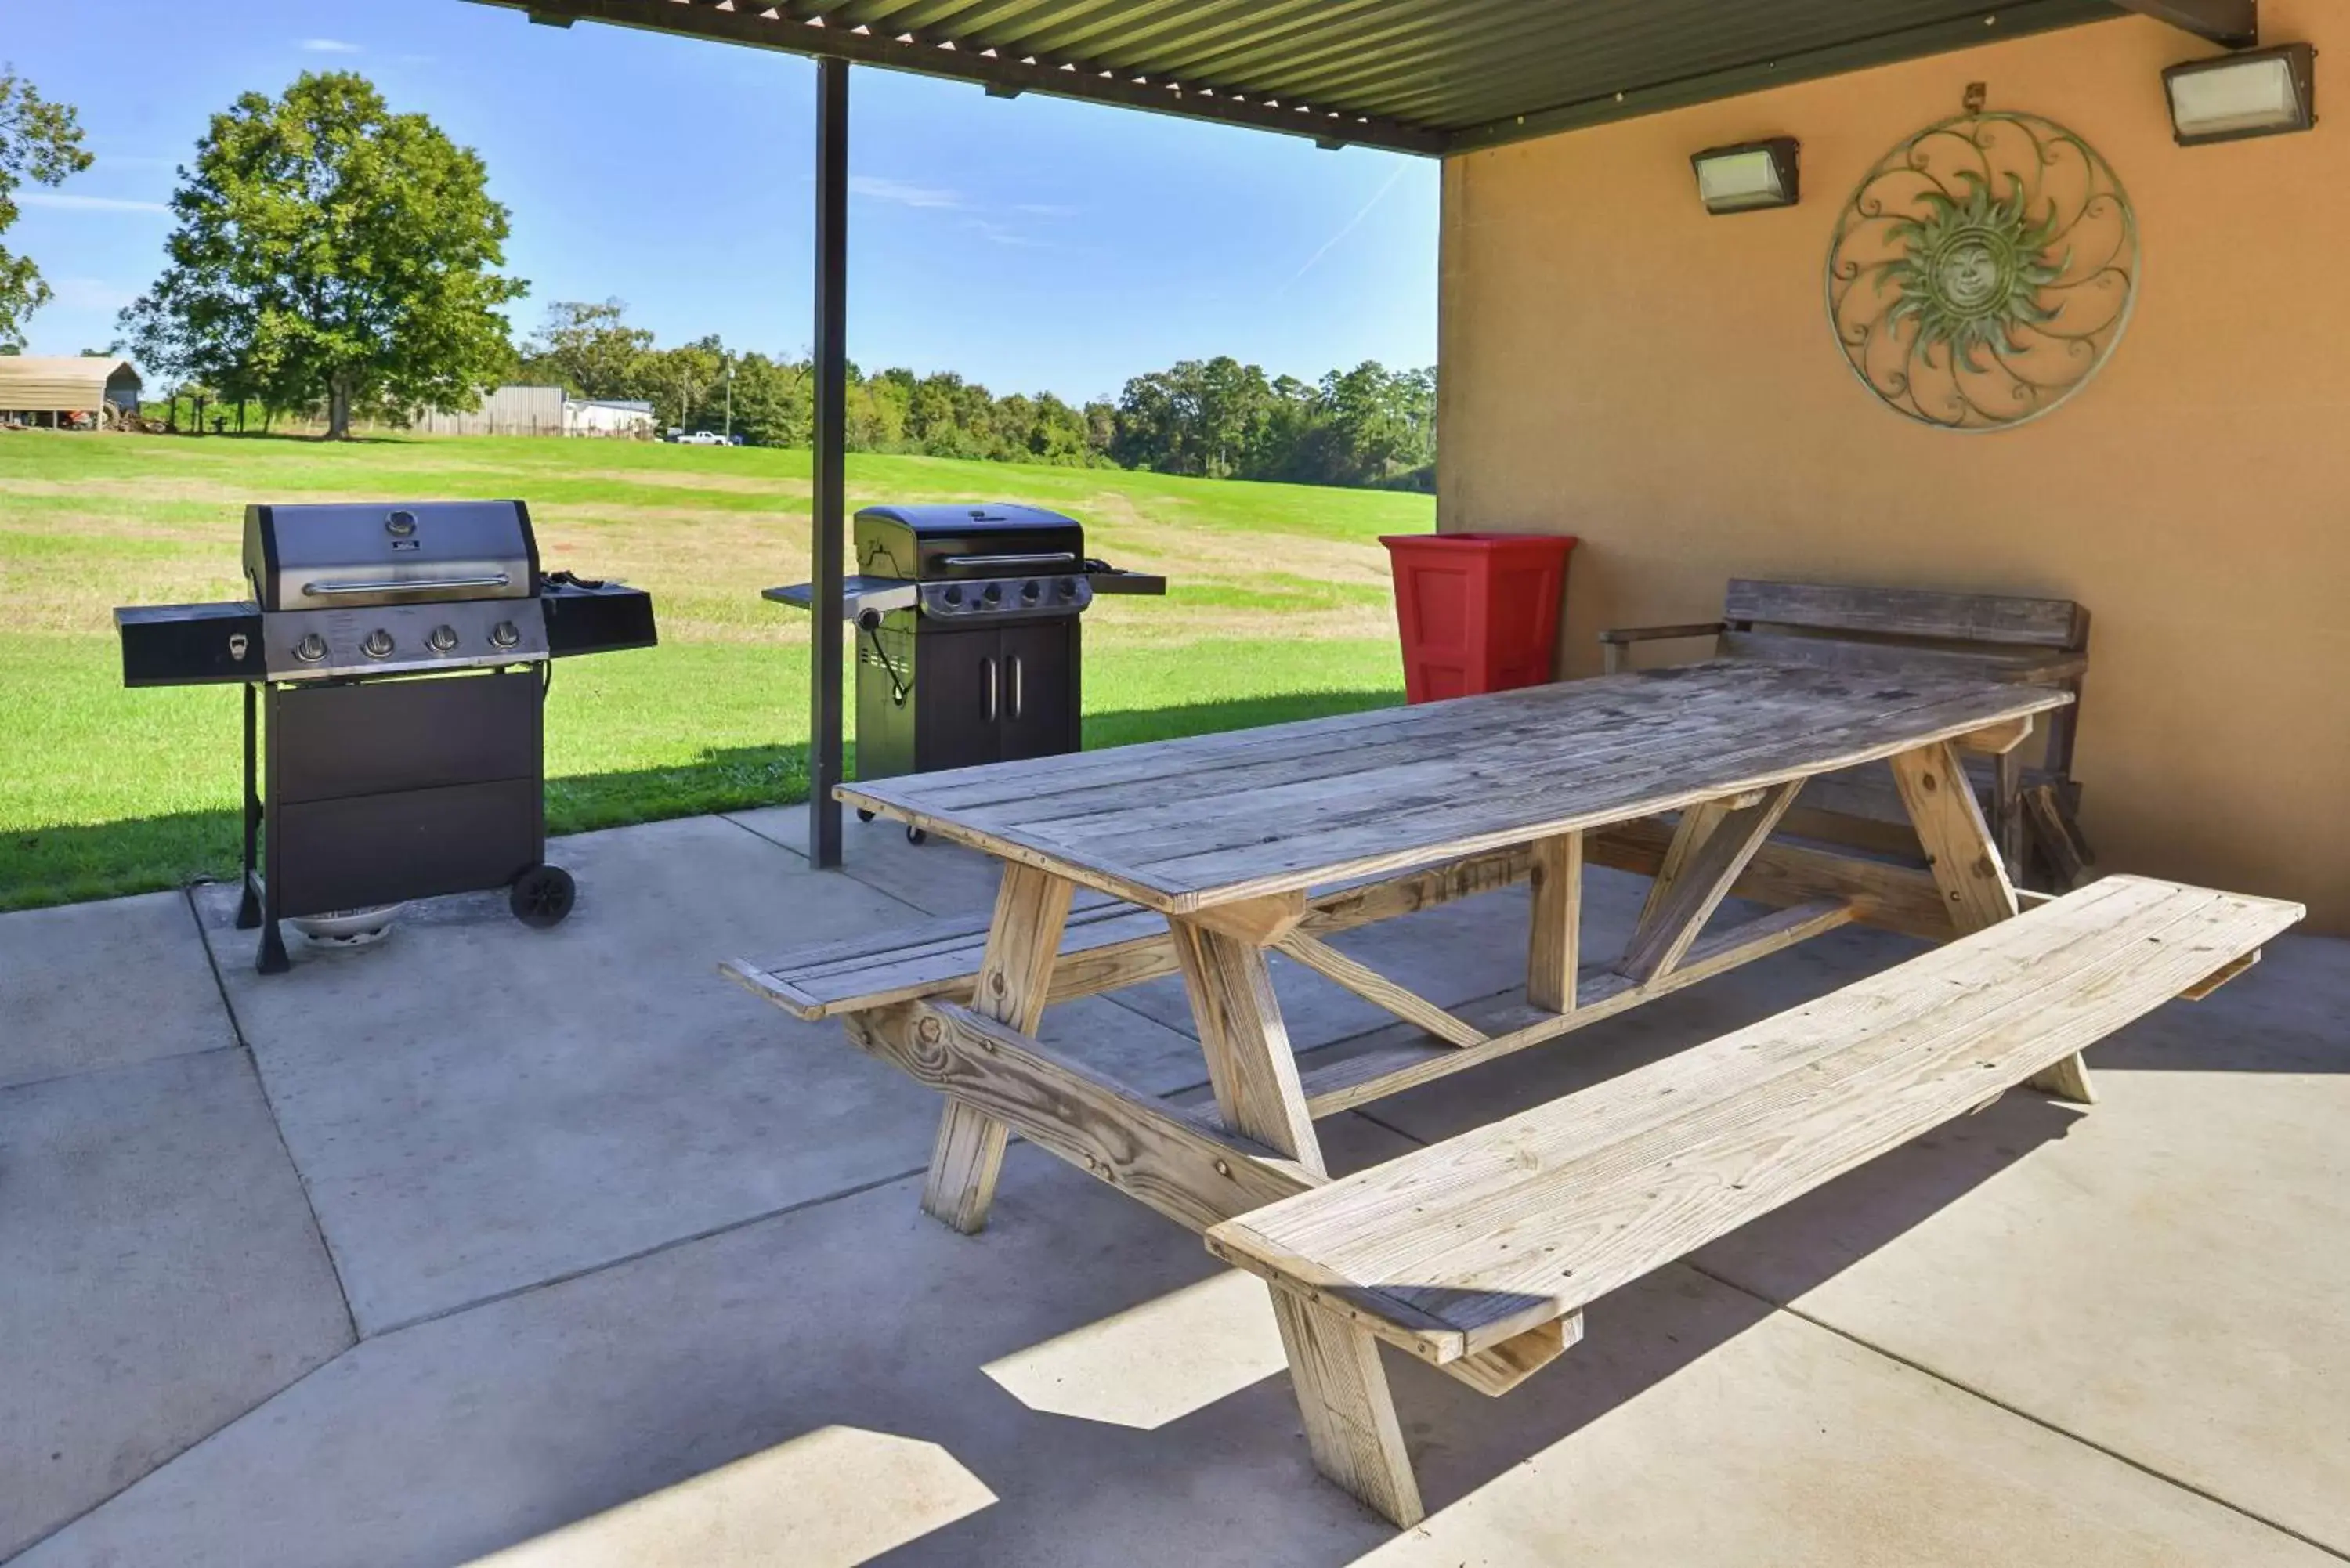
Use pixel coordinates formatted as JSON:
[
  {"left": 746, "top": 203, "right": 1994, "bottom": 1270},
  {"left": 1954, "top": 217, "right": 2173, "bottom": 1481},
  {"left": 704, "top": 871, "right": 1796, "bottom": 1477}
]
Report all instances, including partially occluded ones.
[
  {"left": 768, "top": 504, "right": 1162, "bottom": 796},
  {"left": 114, "top": 500, "right": 656, "bottom": 973}
]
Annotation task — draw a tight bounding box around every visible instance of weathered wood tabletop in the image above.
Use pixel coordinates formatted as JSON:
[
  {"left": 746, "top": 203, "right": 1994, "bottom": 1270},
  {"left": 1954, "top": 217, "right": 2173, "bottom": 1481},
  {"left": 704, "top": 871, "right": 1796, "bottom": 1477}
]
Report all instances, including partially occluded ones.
[{"left": 838, "top": 660, "right": 2073, "bottom": 912}]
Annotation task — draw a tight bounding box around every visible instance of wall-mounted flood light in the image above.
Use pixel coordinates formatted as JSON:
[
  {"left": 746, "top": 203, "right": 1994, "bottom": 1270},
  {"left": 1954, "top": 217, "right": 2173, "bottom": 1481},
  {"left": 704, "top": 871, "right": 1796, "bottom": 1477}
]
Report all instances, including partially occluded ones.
[
  {"left": 2164, "top": 43, "right": 2317, "bottom": 145},
  {"left": 1690, "top": 137, "right": 1800, "bottom": 215}
]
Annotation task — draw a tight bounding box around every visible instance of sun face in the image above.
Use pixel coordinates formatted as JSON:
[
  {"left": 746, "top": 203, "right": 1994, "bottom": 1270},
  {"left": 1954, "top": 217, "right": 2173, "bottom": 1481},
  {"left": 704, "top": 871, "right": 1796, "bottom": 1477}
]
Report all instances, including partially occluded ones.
[
  {"left": 1878, "top": 172, "right": 2067, "bottom": 371},
  {"left": 1828, "top": 110, "right": 2137, "bottom": 430}
]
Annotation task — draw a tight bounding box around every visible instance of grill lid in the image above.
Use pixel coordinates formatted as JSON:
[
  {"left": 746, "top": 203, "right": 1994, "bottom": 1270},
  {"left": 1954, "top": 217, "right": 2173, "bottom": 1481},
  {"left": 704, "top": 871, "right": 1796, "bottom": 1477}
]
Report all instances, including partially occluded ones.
[
  {"left": 244, "top": 500, "right": 540, "bottom": 612},
  {"left": 854, "top": 503, "right": 1083, "bottom": 582}
]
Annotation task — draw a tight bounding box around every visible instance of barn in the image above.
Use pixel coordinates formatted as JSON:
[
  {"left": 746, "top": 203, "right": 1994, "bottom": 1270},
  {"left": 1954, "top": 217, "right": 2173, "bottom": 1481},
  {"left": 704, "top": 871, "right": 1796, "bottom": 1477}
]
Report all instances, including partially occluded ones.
[{"left": 0, "top": 356, "right": 144, "bottom": 428}]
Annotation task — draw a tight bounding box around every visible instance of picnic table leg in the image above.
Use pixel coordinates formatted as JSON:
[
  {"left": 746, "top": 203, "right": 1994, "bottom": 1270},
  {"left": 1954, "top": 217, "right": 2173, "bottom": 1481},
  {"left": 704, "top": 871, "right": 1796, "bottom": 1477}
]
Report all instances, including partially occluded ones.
[
  {"left": 1891, "top": 740, "right": 2095, "bottom": 1104},
  {"left": 1526, "top": 829, "right": 1584, "bottom": 1013},
  {"left": 1175, "top": 901, "right": 1423, "bottom": 1522},
  {"left": 1170, "top": 898, "right": 1324, "bottom": 1176},
  {"left": 920, "top": 862, "right": 1076, "bottom": 1233},
  {"left": 1268, "top": 1290, "right": 1425, "bottom": 1527}
]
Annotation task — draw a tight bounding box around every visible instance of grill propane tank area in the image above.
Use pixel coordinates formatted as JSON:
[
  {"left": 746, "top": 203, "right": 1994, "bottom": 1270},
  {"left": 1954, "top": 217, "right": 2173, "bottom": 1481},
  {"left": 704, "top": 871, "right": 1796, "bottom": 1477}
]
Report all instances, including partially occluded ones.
[
  {"left": 768, "top": 504, "right": 1164, "bottom": 838},
  {"left": 114, "top": 501, "right": 657, "bottom": 974}
]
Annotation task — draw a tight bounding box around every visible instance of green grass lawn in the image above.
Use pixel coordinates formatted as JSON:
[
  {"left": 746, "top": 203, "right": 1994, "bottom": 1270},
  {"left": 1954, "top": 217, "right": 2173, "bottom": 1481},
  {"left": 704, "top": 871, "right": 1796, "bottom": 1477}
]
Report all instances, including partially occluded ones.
[{"left": 0, "top": 431, "right": 1424, "bottom": 911}]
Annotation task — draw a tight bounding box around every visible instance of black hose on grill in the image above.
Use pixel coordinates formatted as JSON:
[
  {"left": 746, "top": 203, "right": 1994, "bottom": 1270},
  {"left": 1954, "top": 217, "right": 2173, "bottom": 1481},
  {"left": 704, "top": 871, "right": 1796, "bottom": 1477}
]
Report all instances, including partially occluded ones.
[{"left": 858, "top": 614, "right": 911, "bottom": 706}]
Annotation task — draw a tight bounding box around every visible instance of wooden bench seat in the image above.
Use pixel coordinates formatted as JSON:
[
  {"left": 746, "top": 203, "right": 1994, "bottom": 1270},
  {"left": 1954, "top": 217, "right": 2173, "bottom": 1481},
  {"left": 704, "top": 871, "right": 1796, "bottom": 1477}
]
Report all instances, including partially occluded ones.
[
  {"left": 1203, "top": 875, "right": 2300, "bottom": 1525},
  {"left": 1602, "top": 578, "right": 2095, "bottom": 887},
  {"left": 723, "top": 847, "right": 1541, "bottom": 1022}
]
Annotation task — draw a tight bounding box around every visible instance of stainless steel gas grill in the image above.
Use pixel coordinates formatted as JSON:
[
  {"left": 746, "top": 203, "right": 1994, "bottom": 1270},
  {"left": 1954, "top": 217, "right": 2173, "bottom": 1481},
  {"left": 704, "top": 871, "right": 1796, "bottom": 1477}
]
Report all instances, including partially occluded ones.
[
  {"left": 766, "top": 504, "right": 1162, "bottom": 823},
  {"left": 114, "top": 500, "right": 656, "bottom": 974}
]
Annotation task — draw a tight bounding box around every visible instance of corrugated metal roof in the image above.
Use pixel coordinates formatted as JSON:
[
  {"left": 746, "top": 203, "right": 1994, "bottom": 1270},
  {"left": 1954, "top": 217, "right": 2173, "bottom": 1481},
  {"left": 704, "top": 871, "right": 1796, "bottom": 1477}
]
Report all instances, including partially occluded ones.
[
  {"left": 479, "top": 0, "right": 2133, "bottom": 154},
  {"left": 0, "top": 356, "right": 143, "bottom": 411}
]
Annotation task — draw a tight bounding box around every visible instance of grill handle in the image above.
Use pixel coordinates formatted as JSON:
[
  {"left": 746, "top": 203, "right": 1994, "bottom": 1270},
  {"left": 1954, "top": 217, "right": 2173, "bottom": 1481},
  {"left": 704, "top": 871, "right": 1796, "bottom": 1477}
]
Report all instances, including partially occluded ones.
[
  {"left": 300, "top": 573, "right": 512, "bottom": 597},
  {"left": 938, "top": 551, "right": 1077, "bottom": 570},
  {"left": 985, "top": 656, "right": 999, "bottom": 721}
]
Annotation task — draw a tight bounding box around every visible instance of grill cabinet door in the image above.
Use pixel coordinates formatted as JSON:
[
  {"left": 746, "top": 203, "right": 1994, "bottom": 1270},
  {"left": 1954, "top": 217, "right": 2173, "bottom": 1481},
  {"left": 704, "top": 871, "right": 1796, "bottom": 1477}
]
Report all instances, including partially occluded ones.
[
  {"left": 997, "top": 619, "right": 1080, "bottom": 763},
  {"left": 913, "top": 623, "right": 1004, "bottom": 772}
]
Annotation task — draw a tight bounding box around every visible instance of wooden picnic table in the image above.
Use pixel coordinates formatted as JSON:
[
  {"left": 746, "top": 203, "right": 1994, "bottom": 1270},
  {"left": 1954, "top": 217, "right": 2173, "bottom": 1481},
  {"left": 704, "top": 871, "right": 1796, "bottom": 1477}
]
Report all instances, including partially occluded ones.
[
  {"left": 749, "top": 660, "right": 2070, "bottom": 1217},
  {"left": 727, "top": 660, "right": 2301, "bottom": 1526},
  {"left": 833, "top": 659, "right": 2070, "bottom": 918}
]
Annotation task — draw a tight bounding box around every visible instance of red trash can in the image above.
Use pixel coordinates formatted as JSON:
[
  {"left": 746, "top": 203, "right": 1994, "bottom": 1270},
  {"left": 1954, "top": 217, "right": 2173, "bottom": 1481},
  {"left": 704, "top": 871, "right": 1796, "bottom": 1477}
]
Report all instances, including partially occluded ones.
[{"left": 1379, "top": 532, "right": 1577, "bottom": 704}]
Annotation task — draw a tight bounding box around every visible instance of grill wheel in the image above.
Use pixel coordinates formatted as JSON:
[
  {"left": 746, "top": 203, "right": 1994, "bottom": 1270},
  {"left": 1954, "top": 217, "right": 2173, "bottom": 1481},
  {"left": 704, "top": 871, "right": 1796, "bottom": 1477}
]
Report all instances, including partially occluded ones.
[{"left": 508, "top": 863, "right": 577, "bottom": 928}]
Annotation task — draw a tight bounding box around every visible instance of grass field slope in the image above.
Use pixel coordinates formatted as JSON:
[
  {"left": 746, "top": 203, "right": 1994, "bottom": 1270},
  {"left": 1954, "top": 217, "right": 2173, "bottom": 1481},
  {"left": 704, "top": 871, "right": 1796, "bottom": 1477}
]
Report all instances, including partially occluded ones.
[{"left": 0, "top": 432, "right": 1422, "bottom": 911}]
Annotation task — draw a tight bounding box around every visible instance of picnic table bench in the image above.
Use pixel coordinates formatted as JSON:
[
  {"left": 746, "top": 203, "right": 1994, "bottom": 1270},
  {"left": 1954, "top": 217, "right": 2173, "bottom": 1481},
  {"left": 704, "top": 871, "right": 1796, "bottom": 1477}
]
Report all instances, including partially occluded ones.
[
  {"left": 1601, "top": 579, "right": 2095, "bottom": 885},
  {"left": 724, "top": 660, "right": 2298, "bottom": 1527}
]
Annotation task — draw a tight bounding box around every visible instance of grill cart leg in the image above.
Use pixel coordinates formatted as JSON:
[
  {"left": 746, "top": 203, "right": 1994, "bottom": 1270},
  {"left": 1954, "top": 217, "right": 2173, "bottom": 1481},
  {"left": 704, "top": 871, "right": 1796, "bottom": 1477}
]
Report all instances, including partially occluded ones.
[
  {"left": 255, "top": 898, "right": 291, "bottom": 975},
  {"left": 235, "top": 681, "right": 263, "bottom": 930},
  {"left": 255, "top": 681, "right": 290, "bottom": 975}
]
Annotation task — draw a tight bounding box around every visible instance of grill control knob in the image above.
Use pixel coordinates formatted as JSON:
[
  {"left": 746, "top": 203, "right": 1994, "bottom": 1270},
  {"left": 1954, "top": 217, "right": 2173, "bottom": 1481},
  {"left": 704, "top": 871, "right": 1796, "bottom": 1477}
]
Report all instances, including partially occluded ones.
[
  {"left": 361, "top": 628, "right": 396, "bottom": 659},
  {"left": 1020, "top": 580, "right": 1040, "bottom": 604},
  {"left": 982, "top": 583, "right": 1002, "bottom": 605},
  {"left": 1058, "top": 576, "right": 1078, "bottom": 599},
  {"left": 942, "top": 585, "right": 964, "bottom": 606},
  {"left": 426, "top": 624, "right": 459, "bottom": 653},
  {"left": 490, "top": 620, "right": 521, "bottom": 649},
  {"left": 292, "top": 631, "right": 328, "bottom": 663}
]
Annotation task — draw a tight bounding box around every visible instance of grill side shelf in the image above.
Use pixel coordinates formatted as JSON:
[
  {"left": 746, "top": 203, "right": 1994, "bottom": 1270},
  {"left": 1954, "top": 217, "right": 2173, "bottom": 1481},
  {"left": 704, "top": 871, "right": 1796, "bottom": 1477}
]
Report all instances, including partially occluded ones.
[
  {"left": 766, "top": 576, "right": 919, "bottom": 620},
  {"left": 1086, "top": 568, "right": 1167, "bottom": 596}
]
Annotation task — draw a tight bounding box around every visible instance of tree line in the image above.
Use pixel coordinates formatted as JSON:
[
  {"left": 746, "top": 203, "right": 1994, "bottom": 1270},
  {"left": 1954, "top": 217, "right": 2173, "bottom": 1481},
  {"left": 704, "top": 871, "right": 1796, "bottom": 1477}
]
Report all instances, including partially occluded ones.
[
  {"left": 518, "top": 298, "right": 1434, "bottom": 490},
  {"left": 2, "top": 66, "right": 1432, "bottom": 488}
]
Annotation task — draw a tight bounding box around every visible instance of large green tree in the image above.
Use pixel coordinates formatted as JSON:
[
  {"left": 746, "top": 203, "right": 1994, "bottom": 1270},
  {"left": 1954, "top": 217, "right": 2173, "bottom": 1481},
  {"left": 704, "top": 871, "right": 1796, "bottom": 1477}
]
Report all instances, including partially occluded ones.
[
  {"left": 516, "top": 298, "right": 653, "bottom": 399},
  {"left": 0, "top": 66, "right": 93, "bottom": 350},
  {"left": 121, "top": 72, "right": 524, "bottom": 438}
]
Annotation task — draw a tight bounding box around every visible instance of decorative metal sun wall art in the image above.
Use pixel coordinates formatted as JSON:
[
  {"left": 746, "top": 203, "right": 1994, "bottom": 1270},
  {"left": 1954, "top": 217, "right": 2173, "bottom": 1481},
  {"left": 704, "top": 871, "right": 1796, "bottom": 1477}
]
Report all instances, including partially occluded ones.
[{"left": 1828, "top": 110, "right": 2138, "bottom": 432}]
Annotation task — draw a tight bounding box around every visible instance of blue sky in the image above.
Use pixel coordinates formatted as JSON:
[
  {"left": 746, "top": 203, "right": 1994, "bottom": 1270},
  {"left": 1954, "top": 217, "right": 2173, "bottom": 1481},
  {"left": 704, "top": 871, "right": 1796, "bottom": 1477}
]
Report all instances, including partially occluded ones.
[{"left": 4, "top": 1, "right": 1438, "bottom": 402}]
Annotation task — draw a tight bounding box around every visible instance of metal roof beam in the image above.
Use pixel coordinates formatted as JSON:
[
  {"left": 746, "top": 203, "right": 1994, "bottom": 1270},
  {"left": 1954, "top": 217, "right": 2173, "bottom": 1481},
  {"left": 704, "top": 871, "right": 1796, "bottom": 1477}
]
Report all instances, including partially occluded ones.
[
  {"left": 1443, "top": 0, "right": 2115, "bottom": 151},
  {"left": 2110, "top": 0, "right": 2258, "bottom": 48},
  {"left": 468, "top": 0, "right": 1448, "bottom": 154}
]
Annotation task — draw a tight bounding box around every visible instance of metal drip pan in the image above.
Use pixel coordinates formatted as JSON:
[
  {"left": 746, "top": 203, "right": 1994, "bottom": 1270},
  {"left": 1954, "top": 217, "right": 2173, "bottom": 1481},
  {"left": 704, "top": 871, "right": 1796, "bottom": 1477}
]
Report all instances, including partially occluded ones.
[{"left": 288, "top": 903, "right": 407, "bottom": 947}]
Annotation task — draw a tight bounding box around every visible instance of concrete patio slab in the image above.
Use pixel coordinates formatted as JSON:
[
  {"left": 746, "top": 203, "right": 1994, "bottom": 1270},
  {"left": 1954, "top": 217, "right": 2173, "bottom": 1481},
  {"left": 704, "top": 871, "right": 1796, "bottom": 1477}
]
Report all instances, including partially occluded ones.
[
  {"left": 1355, "top": 1298, "right": 2333, "bottom": 1568},
  {"left": 0, "top": 891, "right": 235, "bottom": 1090},
  {"left": 22, "top": 1119, "right": 2327, "bottom": 1568},
  {"left": 725, "top": 802, "right": 1009, "bottom": 917},
  {"left": 194, "top": 813, "right": 1204, "bottom": 1335},
  {"left": 1691, "top": 954, "right": 2350, "bottom": 1555},
  {"left": 0, "top": 1050, "right": 352, "bottom": 1563},
  {"left": 1366, "top": 923, "right": 2350, "bottom": 1555}
]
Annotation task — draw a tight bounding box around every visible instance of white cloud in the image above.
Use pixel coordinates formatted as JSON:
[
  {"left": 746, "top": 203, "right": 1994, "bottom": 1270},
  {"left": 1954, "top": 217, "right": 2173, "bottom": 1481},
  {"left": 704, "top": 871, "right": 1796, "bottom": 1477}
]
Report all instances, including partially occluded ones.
[
  {"left": 18, "top": 192, "right": 171, "bottom": 215},
  {"left": 964, "top": 218, "right": 1050, "bottom": 249},
  {"left": 300, "top": 38, "right": 362, "bottom": 53},
  {"left": 848, "top": 175, "right": 962, "bottom": 210}
]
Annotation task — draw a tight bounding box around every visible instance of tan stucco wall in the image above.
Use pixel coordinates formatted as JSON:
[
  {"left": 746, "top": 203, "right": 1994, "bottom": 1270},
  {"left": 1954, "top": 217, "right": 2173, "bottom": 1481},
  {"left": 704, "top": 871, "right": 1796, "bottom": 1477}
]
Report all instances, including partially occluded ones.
[{"left": 1440, "top": 2, "right": 2350, "bottom": 930}]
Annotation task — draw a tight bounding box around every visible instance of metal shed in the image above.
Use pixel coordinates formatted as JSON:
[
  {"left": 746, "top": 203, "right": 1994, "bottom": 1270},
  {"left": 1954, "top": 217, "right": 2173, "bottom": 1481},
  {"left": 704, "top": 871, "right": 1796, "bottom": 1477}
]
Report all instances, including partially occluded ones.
[{"left": 0, "top": 356, "right": 144, "bottom": 423}]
